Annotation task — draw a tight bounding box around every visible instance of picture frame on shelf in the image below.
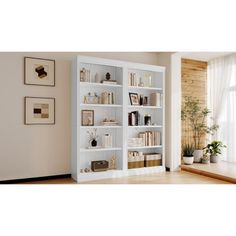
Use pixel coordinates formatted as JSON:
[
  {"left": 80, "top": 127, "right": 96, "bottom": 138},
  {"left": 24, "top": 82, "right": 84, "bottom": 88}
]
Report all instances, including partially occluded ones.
[
  {"left": 129, "top": 93, "right": 139, "bottom": 105},
  {"left": 24, "top": 57, "right": 55, "bottom": 86},
  {"left": 24, "top": 97, "right": 55, "bottom": 125},
  {"left": 81, "top": 110, "right": 94, "bottom": 126}
]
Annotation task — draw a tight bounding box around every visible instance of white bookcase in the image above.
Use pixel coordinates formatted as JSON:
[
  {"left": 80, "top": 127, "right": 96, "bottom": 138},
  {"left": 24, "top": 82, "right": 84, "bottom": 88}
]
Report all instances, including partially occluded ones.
[{"left": 71, "top": 56, "right": 165, "bottom": 182}]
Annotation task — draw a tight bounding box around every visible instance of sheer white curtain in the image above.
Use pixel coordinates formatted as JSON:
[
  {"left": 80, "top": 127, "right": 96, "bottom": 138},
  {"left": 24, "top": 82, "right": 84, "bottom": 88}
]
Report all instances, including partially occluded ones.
[{"left": 208, "top": 54, "right": 236, "bottom": 162}]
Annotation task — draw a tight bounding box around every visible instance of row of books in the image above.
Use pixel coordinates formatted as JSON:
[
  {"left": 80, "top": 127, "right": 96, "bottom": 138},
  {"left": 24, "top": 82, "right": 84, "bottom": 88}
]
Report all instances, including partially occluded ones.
[
  {"left": 150, "top": 92, "right": 163, "bottom": 107},
  {"left": 128, "top": 111, "right": 140, "bottom": 126},
  {"left": 128, "top": 72, "right": 140, "bottom": 87},
  {"left": 138, "top": 131, "right": 161, "bottom": 146},
  {"left": 101, "top": 92, "right": 115, "bottom": 104}
]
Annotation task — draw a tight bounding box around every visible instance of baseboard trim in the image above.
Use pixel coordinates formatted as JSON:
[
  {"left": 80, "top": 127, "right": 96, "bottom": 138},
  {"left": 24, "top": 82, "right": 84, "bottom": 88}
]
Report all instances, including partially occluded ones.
[{"left": 0, "top": 174, "right": 71, "bottom": 184}]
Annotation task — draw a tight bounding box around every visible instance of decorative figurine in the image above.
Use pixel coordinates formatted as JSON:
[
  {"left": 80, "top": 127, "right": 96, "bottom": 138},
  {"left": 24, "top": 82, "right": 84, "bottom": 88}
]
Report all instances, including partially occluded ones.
[
  {"left": 109, "top": 155, "right": 117, "bottom": 170},
  {"left": 106, "top": 72, "right": 111, "bottom": 80}
]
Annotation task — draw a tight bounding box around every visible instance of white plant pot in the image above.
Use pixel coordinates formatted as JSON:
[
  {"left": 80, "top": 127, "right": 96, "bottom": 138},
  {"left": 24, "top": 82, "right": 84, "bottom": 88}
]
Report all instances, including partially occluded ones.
[
  {"left": 193, "top": 149, "right": 203, "bottom": 163},
  {"left": 183, "top": 156, "right": 194, "bottom": 165}
]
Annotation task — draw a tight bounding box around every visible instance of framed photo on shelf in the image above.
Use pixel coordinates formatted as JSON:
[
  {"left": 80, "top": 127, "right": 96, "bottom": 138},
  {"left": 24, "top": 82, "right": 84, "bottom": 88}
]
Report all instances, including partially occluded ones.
[
  {"left": 129, "top": 93, "right": 139, "bottom": 105},
  {"left": 24, "top": 57, "right": 55, "bottom": 86},
  {"left": 24, "top": 97, "right": 55, "bottom": 125},
  {"left": 81, "top": 110, "right": 94, "bottom": 126}
]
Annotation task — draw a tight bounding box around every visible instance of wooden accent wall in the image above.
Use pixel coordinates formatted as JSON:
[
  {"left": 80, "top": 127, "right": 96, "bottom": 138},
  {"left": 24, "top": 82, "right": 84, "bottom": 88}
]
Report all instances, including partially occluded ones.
[{"left": 181, "top": 58, "right": 208, "bottom": 148}]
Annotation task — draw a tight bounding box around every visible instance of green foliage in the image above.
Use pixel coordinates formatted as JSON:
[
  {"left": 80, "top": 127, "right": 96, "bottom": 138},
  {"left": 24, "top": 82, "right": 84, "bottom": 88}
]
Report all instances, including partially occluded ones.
[
  {"left": 204, "top": 141, "right": 226, "bottom": 156},
  {"left": 181, "top": 96, "right": 219, "bottom": 149},
  {"left": 182, "top": 144, "right": 194, "bottom": 157}
]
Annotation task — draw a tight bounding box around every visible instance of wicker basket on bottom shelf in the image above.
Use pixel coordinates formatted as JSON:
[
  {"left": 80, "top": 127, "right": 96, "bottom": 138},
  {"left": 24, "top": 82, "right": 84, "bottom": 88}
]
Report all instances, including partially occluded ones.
[
  {"left": 128, "top": 151, "right": 144, "bottom": 169},
  {"left": 144, "top": 153, "right": 162, "bottom": 167}
]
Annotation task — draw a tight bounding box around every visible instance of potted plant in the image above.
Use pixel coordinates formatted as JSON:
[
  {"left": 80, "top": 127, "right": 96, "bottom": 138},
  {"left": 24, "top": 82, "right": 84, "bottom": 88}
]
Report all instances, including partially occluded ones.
[
  {"left": 204, "top": 141, "right": 226, "bottom": 163},
  {"left": 182, "top": 144, "right": 194, "bottom": 165},
  {"left": 181, "top": 96, "right": 219, "bottom": 163},
  {"left": 201, "top": 152, "right": 210, "bottom": 164}
]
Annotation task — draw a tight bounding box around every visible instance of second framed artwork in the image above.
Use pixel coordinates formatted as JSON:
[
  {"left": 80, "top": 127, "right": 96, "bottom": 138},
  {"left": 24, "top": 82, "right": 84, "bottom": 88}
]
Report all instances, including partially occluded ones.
[
  {"left": 24, "top": 57, "right": 55, "bottom": 86},
  {"left": 24, "top": 97, "right": 55, "bottom": 125}
]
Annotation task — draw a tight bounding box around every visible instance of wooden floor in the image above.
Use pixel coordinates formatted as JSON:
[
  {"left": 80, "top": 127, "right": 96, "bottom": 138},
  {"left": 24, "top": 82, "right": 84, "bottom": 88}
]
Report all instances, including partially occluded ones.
[
  {"left": 22, "top": 170, "right": 230, "bottom": 184},
  {"left": 181, "top": 161, "right": 236, "bottom": 184}
]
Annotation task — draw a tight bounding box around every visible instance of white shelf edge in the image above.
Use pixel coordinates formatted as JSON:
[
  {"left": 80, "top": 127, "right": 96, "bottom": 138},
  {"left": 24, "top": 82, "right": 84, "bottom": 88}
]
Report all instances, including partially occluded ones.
[
  {"left": 128, "top": 105, "right": 162, "bottom": 109},
  {"left": 128, "top": 125, "right": 162, "bottom": 128},
  {"left": 80, "top": 82, "right": 122, "bottom": 88},
  {"left": 127, "top": 145, "right": 162, "bottom": 150},
  {"left": 80, "top": 104, "right": 122, "bottom": 108},
  {"left": 80, "top": 147, "right": 122, "bottom": 152},
  {"left": 128, "top": 86, "right": 162, "bottom": 91},
  {"left": 80, "top": 125, "right": 122, "bottom": 129}
]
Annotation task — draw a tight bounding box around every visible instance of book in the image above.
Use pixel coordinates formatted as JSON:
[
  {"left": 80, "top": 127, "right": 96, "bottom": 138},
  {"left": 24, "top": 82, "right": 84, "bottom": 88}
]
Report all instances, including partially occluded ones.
[{"left": 101, "top": 80, "right": 117, "bottom": 84}]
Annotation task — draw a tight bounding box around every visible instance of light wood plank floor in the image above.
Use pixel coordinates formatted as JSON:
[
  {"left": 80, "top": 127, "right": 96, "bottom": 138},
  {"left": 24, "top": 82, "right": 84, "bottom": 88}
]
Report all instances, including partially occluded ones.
[{"left": 22, "top": 171, "right": 230, "bottom": 184}]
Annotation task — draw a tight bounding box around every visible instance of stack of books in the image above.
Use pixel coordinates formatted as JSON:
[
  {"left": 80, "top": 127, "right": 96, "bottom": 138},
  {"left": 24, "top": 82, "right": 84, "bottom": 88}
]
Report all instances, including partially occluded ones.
[
  {"left": 101, "top": 80, "right": 117, "bottom": 85},
  {"left": 150, "top": 92, "right": 163, "bottom": 107},
  {"left": 138, "top": 131, "right": 161, "bottom": 146},
  {"left": 128, "top": 111, "right": 140, "bottom": 126}
]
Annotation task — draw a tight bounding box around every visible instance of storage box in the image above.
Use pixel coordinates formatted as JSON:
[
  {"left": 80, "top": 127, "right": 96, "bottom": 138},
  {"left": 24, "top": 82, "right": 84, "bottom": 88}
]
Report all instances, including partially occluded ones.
[
  {"left": 144, "top": 153, "right": 162, "bottom": 167},
  {"left": 128, "top": 154, "right": 144, "bottom": 169}
]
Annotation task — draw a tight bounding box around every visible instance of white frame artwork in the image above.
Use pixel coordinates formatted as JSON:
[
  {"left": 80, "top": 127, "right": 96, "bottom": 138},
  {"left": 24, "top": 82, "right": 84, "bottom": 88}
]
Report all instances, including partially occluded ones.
[
  {"left": 24, "top": 57, "right": 55, "bottom": 86},
  {"left": 24, "top": 97, "right": 55, "bottom": 125}
]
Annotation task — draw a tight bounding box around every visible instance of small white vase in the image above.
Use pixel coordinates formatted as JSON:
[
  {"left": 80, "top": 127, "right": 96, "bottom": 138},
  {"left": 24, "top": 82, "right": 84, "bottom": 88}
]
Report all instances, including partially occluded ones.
[
  {"left": 193, "top": 150, "right": 203, "bottom": 163},
  {"left": 183, "top": 156, "right": 194, "bottom": 165}
]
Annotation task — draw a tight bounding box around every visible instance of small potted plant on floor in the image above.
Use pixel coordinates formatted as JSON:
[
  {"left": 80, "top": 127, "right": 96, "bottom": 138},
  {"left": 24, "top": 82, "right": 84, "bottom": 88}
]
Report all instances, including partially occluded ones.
[
  {"left": 182, "top": 144, "right": 194, "bottom": 165},
  {"left": 203, "top": 141, "right": 226, "bottom": 163}
]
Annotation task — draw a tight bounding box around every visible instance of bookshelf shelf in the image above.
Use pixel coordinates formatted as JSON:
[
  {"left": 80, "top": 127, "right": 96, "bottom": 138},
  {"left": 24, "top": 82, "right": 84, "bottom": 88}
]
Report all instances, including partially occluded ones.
[
  {"left": 128, "top": 86, "right": 162, "bottom": 91},
  {"left": 80, "top": 147, "right": 122, "bottom": 152},
  {"left": 80, "top": 82, "right": 122, "bottom": 88},
  {"left": 128, "top": 105, "right": 162, "bottom": 109},
  {"left": 72, "top": 56, "right": 165, "bottom": 182},
  {"left": 128, "top": 145, "right": 162, "bottom": 150},
  {"left": 80, "top": 104, "right": 122, "bottom": 108},
  {"left": 81, "top": 126, "right": 122, "bottom": 129}
]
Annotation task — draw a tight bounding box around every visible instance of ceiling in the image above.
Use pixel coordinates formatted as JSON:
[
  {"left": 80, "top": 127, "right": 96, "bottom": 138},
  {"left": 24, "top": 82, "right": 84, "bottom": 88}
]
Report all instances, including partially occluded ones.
[{"left": 180, "top": 52, "right": 234, "bottom": 61}]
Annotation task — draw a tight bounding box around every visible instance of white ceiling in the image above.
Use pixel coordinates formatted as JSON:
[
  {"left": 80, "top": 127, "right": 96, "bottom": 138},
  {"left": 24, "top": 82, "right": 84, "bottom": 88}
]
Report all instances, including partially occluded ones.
[{"left": 180, "top": 52, "right": 234, "bottom": 61}]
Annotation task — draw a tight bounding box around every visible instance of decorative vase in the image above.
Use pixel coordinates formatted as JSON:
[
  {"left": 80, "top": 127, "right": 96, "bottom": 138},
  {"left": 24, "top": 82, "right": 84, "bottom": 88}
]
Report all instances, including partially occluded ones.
[
  {"left": 183, "top": 156, "right": 194, "bottom": 165},
  {"left": 210, "top": 155, "right": 219, "bottom": 163},
  {"left": 193, "top": 150, "right": 203, "bottom": 163},
  {"left": 91, "top": 139, "right": 97, "bottom": 147}
]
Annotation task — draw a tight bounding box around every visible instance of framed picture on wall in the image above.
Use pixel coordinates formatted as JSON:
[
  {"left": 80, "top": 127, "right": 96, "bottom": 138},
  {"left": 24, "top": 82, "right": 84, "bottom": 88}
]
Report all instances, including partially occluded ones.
[
  {"left": 24, "top": 97, "right": 55, "bottom": 125},
  {"left": 81, "top": 110, "right": 94, "bottom": 126},
  {"left": 24, "top": 57, "right": 55, "bottom": 86}
]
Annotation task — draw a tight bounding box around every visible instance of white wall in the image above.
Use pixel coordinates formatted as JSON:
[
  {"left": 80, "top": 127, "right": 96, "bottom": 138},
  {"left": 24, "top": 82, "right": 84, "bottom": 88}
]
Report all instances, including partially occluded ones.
[
  {"left": 156, "top": 52, "right": 181, "bottom": 171},
  {"left": 0, "top": 52, "right": 160, "bottom": 181}
]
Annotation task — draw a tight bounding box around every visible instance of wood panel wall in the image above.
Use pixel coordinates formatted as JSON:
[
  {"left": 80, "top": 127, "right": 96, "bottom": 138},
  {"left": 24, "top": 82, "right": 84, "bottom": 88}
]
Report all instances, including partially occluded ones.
[{"left": 181, "top": 58, "right": 208, "bottom": 148}]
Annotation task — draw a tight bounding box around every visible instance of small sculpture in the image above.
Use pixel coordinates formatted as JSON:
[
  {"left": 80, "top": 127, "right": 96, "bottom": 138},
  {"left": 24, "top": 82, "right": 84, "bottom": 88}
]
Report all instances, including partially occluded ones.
[
  {"left": 109, "top": 155, "right": 117, "bottom": 170},
  {"left": 106, "top": 72, "right": 111, "bottom": 80}
]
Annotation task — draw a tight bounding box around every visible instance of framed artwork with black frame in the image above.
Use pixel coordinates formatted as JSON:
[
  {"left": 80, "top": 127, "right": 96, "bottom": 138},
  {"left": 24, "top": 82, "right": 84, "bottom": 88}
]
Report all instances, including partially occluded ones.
[
  {"left": 24, "top": 57, "right": 55, "bottom": 86},
  {"left": 81, "top": 110, "right": 94, "bottom": 126},
  {"left": 129, "top": 92, "right": 139, "bottom": 105},
  {"left": 24, "top": 97, "right": 55, "bottom": 125}
]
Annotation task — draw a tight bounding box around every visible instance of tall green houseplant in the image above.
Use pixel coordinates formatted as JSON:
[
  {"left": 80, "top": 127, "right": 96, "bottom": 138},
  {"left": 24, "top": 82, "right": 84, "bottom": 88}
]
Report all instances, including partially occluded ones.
[{"left": 181, "top": 96, "right": 218, "bottom": 149}]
